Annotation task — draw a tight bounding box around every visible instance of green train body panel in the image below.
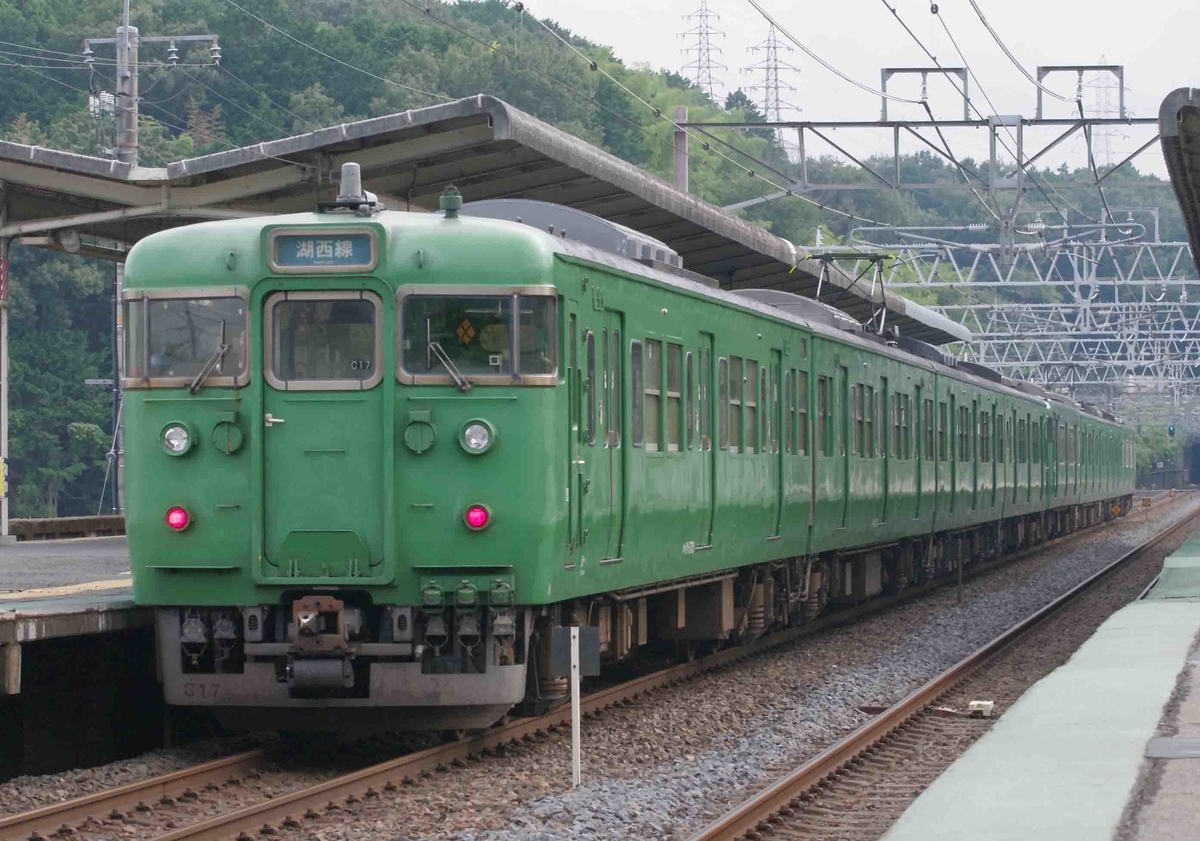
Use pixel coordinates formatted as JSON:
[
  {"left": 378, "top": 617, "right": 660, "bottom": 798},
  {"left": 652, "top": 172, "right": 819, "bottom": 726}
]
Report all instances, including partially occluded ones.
[{"left": 123, "top": 209, "right": 1137, "bottom": 613}]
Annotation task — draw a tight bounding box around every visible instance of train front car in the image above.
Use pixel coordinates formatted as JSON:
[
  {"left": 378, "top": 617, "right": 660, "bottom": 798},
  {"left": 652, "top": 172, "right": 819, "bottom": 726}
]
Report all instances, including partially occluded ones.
[{"left": 124, "top": 176, "right": 560, "bottom": 732}]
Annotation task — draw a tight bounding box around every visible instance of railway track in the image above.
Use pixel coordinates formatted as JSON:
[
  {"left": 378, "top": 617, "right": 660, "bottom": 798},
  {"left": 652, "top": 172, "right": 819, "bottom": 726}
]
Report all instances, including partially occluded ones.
[
  {"left": 2, "top": 498, "right": 1180, "bottom": 841},
  {"left": 686, "top": 502, "right": 1200, "bottom": 841}
]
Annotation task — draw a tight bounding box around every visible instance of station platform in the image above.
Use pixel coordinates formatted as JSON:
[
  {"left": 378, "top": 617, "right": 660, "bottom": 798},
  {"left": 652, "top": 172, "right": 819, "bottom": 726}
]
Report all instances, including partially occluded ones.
[
  {"left": 882, "top": 531, "right": 1200, "bottom": 841},
  {"left": 0, "top": 536, "right": 144, "bottom": 692}
]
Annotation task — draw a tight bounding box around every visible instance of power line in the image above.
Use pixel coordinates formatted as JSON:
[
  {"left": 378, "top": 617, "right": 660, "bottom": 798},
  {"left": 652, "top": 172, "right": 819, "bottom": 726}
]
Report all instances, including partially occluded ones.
[
  {"left": 526, "top": 3, "right": 906, "bottom": 231},
  {"left": 740, "top": 0, "right": 921, "bottom": 104},
  {"left": 928, "top": 6, "right": 1097, "bottom": 224},
  {"left": 179, "top": 68, "right": 295, "bottom": 137},
  {"left": 966, "top": 0, "right": 1070, "bottom": 103},
  {"left": 217, "top": 0, "right": 449, "bottom": 102},
  {"left": 217, "top": 64, "right": 319, "bottom": 132}
]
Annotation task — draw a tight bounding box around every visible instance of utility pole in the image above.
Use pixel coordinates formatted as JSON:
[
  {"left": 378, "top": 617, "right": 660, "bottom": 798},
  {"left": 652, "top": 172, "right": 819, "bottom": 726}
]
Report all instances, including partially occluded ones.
[
  {"left": 0, "top": 181, "right": 10, "bottom": 544},
  {"left": 83, "top": 2, "right": 221, "bottom": 166},
  {"left": 680, "top": 0, "right": 726, "bottom": 102},
  {"left": 81, "top": 9, "right": 219, "bottom": 513}
]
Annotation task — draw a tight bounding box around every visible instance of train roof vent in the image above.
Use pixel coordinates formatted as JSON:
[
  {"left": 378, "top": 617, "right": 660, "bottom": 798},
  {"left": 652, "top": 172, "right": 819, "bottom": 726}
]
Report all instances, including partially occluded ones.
[
  {"left": 957, "top": 360, "right": 1003, "bottom": 384},
  {"left": 460, "top": 199, "right": 681, "bottom": 268},
  {"left": 734, "top": 288, "right": 861, "bottom": 333},
  {"left": 894, "top": 334, "right": 953, "bottom": 366}
]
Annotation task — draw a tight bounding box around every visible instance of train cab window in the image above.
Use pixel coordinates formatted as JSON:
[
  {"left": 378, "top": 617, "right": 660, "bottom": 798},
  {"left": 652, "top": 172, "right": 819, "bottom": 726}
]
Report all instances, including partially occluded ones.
[
  {"left": 631, "top": 341, "right": 644, "bottom": 447},
  {"left": 797, "top": 371, "right": 809, "bottom": 456},
  {"left": 666, "top": 343, "right": 682, "bottom": 452},
  {"left": 266, "top": 292, "right": 381, "bottom": 389},
  {"left": 398, "top": 291, "right": 556, "bottom": 384},
  {"left": 718, "top": 357, "right": 729, "bottom": 450},
  {"left": 745, "top": 360, "right": 759, "bottom": 454},
  {"left": 730, "top": 357, "right": 744, "bottom": 453},
  {"left": 125, "top": 293, "right": 249, "bottom": 387},
  {"left": 686, "top": 351, "right": 695, "bottom": 451},
  {"left": 645, "top": 339, "right": 662, "bottom": 452}
]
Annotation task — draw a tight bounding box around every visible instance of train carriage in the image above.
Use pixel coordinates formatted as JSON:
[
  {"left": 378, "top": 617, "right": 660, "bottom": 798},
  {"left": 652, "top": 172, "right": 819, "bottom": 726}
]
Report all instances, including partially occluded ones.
[{"left": 122, "top": 166, "right": 1135, "bottom": 731}]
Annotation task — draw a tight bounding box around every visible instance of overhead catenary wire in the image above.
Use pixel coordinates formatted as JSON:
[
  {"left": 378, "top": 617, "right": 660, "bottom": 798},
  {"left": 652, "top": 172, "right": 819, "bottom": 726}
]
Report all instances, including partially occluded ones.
[
  {"left": 524, "top": 2, "right": 906, "bottom": 232},
  {"left": 928, "top": 5, "right": 1099, "bottom": 224},
  {"left": 966, "top": 0, "right": 1069, "bottom": 103},
  {"left": 217, "top": 64, "right": 321, "bottom": 132},
  {"left": 740, "top": 0, "right": 922, "bottom": 105},
  {"left": 217, "top": 0, "right": 449, "bottom": 102}
]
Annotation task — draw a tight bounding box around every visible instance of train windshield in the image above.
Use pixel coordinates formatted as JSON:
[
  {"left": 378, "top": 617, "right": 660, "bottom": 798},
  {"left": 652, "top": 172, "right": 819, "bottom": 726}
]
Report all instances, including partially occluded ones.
[
  {"left": 125, "top": 296, "right": 248, "bottom": 383},
  {"left": 400, "top": 293, "right": 556, "bottom": 380}
]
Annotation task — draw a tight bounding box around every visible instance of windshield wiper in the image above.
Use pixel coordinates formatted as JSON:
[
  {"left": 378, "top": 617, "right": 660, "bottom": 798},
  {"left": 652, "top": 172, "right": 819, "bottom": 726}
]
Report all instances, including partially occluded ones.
[
  {"left": 428, "top": 341, "right": 473, "bottom": 393},
  {"left": 189, "top": 321, "right": 230, "bottom": 394}
]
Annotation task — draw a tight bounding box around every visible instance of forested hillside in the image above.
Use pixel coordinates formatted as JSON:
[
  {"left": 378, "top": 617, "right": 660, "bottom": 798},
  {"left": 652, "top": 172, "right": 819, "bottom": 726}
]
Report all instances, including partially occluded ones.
[{"left": 0, "top": 0, "right": 1185, "bottom": 515}]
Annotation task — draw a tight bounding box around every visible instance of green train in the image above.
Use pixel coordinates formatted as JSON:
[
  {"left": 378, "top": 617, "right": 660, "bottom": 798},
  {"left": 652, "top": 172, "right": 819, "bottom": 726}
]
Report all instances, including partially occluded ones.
[{"left": 122, "top": 163, "right": 1135, "bottom": 732}]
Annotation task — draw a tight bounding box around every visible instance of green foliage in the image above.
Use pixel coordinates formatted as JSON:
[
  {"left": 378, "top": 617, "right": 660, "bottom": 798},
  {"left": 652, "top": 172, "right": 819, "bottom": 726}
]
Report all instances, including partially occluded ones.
[{"left": 1136, "top": 426, "right": 1184, "bottom": 477}]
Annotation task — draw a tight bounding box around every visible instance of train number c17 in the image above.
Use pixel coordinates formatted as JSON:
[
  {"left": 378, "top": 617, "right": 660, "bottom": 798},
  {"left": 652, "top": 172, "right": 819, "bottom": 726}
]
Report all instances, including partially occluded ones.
[{"left": 183, "top": 682, "right": 220, "bottom": 701}]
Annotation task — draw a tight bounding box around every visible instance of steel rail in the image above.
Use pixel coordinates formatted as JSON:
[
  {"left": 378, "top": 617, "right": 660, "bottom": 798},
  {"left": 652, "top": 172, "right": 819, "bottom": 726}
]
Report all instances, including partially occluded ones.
[
  {"left": 1, "top": 494, "right": 1166, "bottom": 841},
  {"left": 0, "top": 749, "right": 268, "bottom": 841},
  {"left": 686, "top": 504, "right": 1200, "bottom": 841}
]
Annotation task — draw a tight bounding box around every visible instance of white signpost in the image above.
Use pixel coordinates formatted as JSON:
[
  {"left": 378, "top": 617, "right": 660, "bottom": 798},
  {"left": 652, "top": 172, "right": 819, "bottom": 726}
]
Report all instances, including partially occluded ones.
[{"left": 571, "top": 625, "right": 581, "bottom": 789}]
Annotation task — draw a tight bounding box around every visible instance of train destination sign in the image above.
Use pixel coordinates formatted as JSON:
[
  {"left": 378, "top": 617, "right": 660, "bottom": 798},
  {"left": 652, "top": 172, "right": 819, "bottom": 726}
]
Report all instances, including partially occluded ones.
[{"left": 270, "top": 230, "right": 376, "bottom": 272}]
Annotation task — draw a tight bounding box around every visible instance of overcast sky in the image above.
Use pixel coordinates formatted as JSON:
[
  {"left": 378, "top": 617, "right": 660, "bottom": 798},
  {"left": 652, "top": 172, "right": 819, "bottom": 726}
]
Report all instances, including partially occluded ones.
[{"left": 542, "top": 0, "right": 1200, "bottom": 179}]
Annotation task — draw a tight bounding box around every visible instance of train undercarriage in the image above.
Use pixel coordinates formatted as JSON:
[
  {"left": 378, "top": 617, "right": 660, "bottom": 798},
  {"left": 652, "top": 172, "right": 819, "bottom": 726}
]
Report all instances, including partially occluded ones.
[{"left": 158, "top": 495, "right": 1133, "bottom": 733}]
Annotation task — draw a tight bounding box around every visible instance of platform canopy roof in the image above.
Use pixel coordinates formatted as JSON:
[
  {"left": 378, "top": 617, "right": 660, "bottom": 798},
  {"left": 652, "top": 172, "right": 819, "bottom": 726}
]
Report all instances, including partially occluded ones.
[
  {"left": 0, "top": 95, "right": 968, "bottom": 345},
  {"left": 1162, "top": 88, "right": 1200, "bottom": 260}
]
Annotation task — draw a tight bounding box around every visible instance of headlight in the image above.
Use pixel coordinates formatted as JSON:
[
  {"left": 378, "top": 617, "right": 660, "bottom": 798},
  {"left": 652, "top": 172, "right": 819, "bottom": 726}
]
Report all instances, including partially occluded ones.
[
  {"left": 162, "top": 424, "right": 192, "bottom": 455},
  {"left": 460, "top": 420, "right": 495, "bottom": 454}
]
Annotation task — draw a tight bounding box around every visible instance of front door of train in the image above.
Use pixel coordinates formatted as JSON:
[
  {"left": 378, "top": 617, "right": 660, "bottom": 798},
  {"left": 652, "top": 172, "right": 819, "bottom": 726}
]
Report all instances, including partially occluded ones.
[{"left": 258, "top": 288, "right": 390, "bottom": 583}]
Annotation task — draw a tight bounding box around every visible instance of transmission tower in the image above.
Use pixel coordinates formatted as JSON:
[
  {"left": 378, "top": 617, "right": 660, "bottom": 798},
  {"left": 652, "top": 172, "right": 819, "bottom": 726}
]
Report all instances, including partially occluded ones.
[
  {"left": 680, "top": 0, "right": 726, "bottom": 101},
  {"left": 1086, "top": 55, "right": 1124, "bottom": 168},
  {"left": 744, "top": 25, "right": 800, "bottom": 122}
]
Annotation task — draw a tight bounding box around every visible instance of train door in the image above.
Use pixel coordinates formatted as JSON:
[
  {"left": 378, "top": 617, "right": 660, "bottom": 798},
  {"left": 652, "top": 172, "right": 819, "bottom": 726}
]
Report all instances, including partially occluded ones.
[
  {"left": 839, "top": 365, "right": 850, "bottom": 528},
  {"left": 1011, "top": 411, "right": 1018, "bottom": 504},
  {"left": 579, "top": 313, "right": 624, "bottom": 561},
  {"left": 566, "top": 302, "right": 583, "bottom": 551},
  {"left": 971, "top": 398, "right": 979, "bottom": 511},
  {"left": 699, "top": 334, "right": 715, "bottom": 546},
  {"left": 601, "top": 315, "right": 625, "bottom": 559},
  {"left": 260, "top": 289, "right": 389, "bottom": 581},
  {"left": 770, "top": 351, "right": 784, "bottom": 537}
]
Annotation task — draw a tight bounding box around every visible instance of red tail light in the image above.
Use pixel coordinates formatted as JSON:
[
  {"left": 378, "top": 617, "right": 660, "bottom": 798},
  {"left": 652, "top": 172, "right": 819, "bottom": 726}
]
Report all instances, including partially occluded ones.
[
  {"left": 464, "top": 504, "right": 490, "bottom": 530},
  {"left": 165, "top": 506, "right": 191, "bottom": 531}
]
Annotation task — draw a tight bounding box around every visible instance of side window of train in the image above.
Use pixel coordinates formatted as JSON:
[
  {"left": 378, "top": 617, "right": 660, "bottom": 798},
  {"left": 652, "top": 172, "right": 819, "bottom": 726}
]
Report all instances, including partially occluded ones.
[
  {"left": 865, "top": 385, "right": 875, "bottom": 458},
  {"left": 699, "top": 349, "right": 711, "bottom": 451},
  {"left": 938, "top": 401, "right": 948, "bottom": 461},
  {"left": 718, "top": 357, "right": 729, "bottom": 451},
  {"left": 610, "top": 330, "right": 621, "bottom": 448},
  {"left": 630, "top": 340, "right": 644, "bottom": 447},
  {"left": 645, "top": 339, "right": 661, "bottom": 452},
  {"left": 784, "top": 370, "right": 794, "bottom": 454},
  {"left": 586, "top": 331, "right": 596, "bottom": 446},
  {"left": 980, "top": 411, "right": 990, "bottom": 463},
  {"left": 686, "top": 351, "right": 695, "bottom": 451},
  {"left": 730, "top": 356, "right": 744, "bottom": 454},
  {"left": 902, "top": 395, "right": 912, "bottom": 459},
  {"left": 666, "top": 343, "right": 682, "bottom": 452},
  {"left": 924, "top": 398, "right": 934, "bottom": 460},
  {"left": 850, "top": 385, "right": 861, "bottom": 456},
  {"left": 797, "top": 371, "right": 809, "bottom": 456},
  {"left": 745, "top": 359, "right": 759, "bottom": 454},
  {"left": 817, "top": 376, "right": 829, "bottom": 456}
]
